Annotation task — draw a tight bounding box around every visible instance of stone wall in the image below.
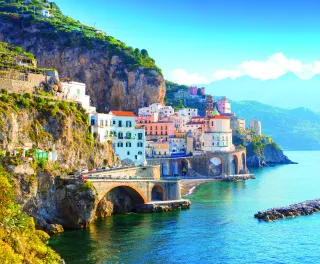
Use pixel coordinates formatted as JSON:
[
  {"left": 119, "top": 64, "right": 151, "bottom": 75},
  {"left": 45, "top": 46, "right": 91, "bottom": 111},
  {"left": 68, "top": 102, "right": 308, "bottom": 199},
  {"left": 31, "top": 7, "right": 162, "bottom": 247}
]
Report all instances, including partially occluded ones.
[
  {"left": 0, "top": 72, "right": 48, "bottom": 93},
  {"left": 88, "top": 166, "right": 161, "bottom": 180}
]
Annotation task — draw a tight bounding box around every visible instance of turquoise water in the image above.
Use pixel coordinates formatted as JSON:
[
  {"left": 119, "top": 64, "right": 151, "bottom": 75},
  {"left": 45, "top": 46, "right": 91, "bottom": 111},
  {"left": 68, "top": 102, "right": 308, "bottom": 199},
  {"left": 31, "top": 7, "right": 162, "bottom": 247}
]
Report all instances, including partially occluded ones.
[{"left": 49, "top": 151, "right": 320, "bottom": 264}]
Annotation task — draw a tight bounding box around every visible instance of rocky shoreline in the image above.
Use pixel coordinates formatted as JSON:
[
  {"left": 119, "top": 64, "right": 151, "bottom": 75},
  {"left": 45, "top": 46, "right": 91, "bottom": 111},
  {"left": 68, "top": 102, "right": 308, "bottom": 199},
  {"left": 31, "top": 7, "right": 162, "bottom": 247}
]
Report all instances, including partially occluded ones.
[
  {"left": 254, "top": 199, "right": 320, "bottom": 221},
  {"left": 221, "top": 174, "right": 255, "bottom": 182},
  {"left": 136, "top": 200, "right": 191, "bottom": 213}
]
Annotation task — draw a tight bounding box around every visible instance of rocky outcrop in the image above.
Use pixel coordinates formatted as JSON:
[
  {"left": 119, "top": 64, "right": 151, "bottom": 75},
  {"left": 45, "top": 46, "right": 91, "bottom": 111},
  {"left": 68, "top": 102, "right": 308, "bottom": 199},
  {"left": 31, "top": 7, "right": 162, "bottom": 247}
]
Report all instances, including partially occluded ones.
[
  {"left": 221, "top": 174, "right": 255, "bottom": 182},
  {"left": 0, "top": 15, "right": 165, "bottom": 112},
  {"left": 254, "top": 199, "right": 320, "bottom": 221},
  {"left": 246, "top": 144, "right": 296, "bottom": 168},
  {"left": 136, "top": 200, "right": 191, "bottom": 213}
]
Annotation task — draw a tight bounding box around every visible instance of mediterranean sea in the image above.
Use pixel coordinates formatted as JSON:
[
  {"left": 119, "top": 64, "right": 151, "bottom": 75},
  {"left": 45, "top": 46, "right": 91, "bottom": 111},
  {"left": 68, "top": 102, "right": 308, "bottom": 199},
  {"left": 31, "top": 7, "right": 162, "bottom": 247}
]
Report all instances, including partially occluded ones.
[{"left": 49, "top": 151, "right": 320, "bottom": 264}]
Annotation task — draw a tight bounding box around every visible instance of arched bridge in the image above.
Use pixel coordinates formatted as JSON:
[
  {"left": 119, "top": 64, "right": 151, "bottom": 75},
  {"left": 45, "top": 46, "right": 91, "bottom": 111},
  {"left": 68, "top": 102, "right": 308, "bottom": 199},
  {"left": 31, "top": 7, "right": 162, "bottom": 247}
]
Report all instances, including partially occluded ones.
[
  {"left": 147, "top": 149, "right": 247, "bottom": 177},
  {"left": 91, "top": 178, "right": 181, "bottom": 203}
]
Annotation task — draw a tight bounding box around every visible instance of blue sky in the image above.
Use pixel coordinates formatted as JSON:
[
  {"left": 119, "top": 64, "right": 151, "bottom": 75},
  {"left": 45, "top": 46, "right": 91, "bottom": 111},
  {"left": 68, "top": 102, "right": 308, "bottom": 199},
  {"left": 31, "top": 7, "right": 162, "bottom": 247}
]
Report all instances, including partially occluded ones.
[{"left": 54, "top": 0, "right": 320, "bottom": 84}]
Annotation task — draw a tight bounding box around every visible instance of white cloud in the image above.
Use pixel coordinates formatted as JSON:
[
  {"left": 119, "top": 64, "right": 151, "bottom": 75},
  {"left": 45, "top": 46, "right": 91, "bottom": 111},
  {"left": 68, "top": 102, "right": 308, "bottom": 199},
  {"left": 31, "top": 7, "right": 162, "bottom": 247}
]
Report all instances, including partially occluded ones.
[
  {"left": 211, "top": 53, "right": 320, "bottom": 81},
  {"left": 168, "top": 68, "right": 209, "bottom": 85}
]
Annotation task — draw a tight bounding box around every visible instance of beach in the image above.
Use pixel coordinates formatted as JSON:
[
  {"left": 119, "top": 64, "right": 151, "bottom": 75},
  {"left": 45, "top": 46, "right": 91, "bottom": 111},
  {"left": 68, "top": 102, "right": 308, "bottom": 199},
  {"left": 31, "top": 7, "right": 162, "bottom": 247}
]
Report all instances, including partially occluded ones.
[{"left": 181, "top": 178, "right": 219, "bottom": 196}]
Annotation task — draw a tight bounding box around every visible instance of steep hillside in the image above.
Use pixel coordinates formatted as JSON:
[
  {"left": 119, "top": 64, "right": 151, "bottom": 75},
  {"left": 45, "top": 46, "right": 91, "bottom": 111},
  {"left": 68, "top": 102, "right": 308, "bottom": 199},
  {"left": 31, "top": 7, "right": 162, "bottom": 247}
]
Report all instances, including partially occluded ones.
[
  {"left": 0, "top": 0, "right": 165, "bottom": 112},
  {"left": 0, "top": 91, "right": 119, "bottom": 234},
  {"left": 232, "top": 100, "right": 320, "bottom": 150}
]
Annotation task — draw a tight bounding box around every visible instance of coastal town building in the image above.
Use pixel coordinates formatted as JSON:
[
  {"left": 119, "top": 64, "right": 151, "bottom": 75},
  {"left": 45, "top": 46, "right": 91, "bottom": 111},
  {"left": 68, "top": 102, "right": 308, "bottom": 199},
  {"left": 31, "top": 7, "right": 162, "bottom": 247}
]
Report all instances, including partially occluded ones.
[
  {"left": 90, "top": 111, "right": 146, "bottom": 165},
  {"left": 146, "top": 140, "right": 170, "bottom": 158},
  {"left": 250, "top": 120, "right": 262, "bottom": 136},
  {"left": 61, "top": 81, "right": 96, "bottom": 113},
  {"left": 135, "top": 113, "right": 159, "bottom": 123},
  {"left": 138, "top": 103, "right": 174, "bottom": 117},
  {"left": 230, "top": 116, "right": 246, "bottom": 135},
  {"left": 174, "top": 89, "right": 191, "bottom": 100},
  {"left": 177, "top": 108, "right": 198, "bottom": 118},
  {"left": 217, "top": 96, "right": 231, "bottom": 114},
  {"left": 201, "top": 115, "right": 233, "bottom": 152},
  {"left": 190, "top": 86, "right": 198, "bottom": 95},
  {"left": 136, "top": 121, "right": 175, "bottom": 138}
]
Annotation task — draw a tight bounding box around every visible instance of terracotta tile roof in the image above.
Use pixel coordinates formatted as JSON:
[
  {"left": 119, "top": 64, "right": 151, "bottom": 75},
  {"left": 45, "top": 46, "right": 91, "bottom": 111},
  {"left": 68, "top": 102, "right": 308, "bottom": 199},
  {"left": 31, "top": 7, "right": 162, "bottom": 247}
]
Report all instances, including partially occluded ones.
[
  {"left": 186, "top": 121, "right": 205, "bottom": 125},
  {"left": 210, "top": 115, "right": 230, "bottom": 120},
  {"left": 109, "top": 111, "right": 136, "bottom": 117}
]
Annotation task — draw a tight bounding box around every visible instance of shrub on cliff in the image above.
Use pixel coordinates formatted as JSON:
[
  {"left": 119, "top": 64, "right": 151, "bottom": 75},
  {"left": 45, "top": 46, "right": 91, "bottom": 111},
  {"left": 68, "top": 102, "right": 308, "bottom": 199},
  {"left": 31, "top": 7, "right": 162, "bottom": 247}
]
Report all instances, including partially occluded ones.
[{"left": 0, "top": 165, "right": 61, "bottom": 263}]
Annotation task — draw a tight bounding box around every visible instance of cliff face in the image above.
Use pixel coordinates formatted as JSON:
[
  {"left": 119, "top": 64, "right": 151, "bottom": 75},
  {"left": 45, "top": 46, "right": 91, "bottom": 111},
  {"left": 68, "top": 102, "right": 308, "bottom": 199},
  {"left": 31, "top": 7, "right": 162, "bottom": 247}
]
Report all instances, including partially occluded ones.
[
  {"left": 0, "top": 93, "right": 120, "bottom": 232},
  {"left": 246, "top": 144, "right": 295, "bottom": 167},
  {"left": 0, "top": 15, "right": 165, "bottom": 112}
]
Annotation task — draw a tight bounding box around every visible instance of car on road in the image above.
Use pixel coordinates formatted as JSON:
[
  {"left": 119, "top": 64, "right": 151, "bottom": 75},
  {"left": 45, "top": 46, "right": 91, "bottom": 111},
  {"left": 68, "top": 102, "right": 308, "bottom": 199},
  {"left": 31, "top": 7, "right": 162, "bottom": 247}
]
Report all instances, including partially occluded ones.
[
  {"left": 96, "top": 168, "right": 103, "bottom": 172},
  {"left": 69, "top": 170, "right": 81, "bottom": 175},
  {"left": 81, "top": 169, "right": 89, "bottom": 173},
  {"left": 89, "top": 169, "right": 97, "bottom": 173},
  {"left": 78, "top": 175, "right": 88, "bottom": 180}
]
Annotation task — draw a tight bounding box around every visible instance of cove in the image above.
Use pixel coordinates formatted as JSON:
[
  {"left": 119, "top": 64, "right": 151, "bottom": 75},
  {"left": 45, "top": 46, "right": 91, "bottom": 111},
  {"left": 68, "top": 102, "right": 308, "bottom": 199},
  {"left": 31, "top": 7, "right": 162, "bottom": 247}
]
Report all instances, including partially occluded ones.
[{"left": 49, "top": 151, "right": 320, "bottom": 264}]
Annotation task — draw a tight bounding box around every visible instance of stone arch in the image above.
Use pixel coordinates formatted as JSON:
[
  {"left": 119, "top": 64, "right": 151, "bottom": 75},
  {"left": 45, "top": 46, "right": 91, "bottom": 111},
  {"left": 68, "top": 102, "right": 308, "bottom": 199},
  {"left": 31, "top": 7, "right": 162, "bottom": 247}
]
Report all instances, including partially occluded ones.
[
  {"left": 209, "top": 156, "right": 223, "bottom": 176},
  {"left": 180, "top": 158, "right": 190, "bottom": 176},
  {"left": 241, "top": 153, "right": 246, "bottom": 170},
  {"left": 151, "top": 184, "right": 165, "bottom": 201},
  {"left": 231, "top": 155, "right": 239, "bottom": 175},
  {"left": 99, "top": 183, "right": 148, "bottom": 204}
]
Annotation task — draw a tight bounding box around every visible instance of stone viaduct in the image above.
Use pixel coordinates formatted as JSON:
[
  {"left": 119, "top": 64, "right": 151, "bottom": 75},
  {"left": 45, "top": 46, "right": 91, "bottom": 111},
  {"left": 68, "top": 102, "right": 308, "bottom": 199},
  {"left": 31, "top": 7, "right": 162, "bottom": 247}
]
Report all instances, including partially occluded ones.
[{"left": 147, "top": 149, "right": 247, "bottom": 177}]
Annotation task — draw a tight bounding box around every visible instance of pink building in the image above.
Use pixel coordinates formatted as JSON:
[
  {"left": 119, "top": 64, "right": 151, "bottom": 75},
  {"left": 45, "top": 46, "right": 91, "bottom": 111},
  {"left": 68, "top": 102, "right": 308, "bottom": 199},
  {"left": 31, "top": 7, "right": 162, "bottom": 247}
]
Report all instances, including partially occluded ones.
[
  {"left": 190, "top": 86, "right": 198, "bottom": 95},
  {"left": 201, "top": 87, "right": 205, "bottom": 95},
  {"left": 169, "top": 114, "right": 183, "bottom": 131},
  {"left": 217, "top": 96, "right": 231, "bottom": 114},
  {"left": 136, "top": 121, "right": 175, "bottom": 137},
  {"left": 135, "top": 113, "right": 159, "bottom": 124}
]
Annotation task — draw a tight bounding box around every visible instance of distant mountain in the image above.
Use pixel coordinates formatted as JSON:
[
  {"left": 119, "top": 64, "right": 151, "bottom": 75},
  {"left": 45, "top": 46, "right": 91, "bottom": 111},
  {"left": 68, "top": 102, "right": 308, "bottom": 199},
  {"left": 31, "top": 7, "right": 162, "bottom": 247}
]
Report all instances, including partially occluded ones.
[
  {"left": 206, "top": 73, "right": 320, "bottom": 112},
  {"left": 231, "top": 100, "right": 320, "bottom": 150}
]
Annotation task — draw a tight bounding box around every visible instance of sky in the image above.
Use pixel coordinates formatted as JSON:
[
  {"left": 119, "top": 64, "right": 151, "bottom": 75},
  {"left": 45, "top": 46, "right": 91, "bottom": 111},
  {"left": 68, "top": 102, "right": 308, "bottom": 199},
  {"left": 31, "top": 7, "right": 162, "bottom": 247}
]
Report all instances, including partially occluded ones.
[{"left": 54, "top": 0, "right": 320, "bottom": 85}]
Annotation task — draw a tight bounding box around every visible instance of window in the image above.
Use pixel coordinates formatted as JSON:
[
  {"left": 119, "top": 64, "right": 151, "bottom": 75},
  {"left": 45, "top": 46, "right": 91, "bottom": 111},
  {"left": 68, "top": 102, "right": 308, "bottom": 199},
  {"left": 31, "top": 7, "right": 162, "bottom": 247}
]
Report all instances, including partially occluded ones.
[
  {"left": 118, "top": 132, "right": 123, "bottom": 139},
  {"left": 138, "top": 151, "right": 142, "bottom": 155},
  {"left": 126, "top": 132, "right": 131, "bottom": 139},
  {"left": 118, "top": 121, "right": 122, "bottom": 127},
  {"left": 112, "top": 120, "right": 116, "bottom": 125},
  {"left": 91, "top": 118, "right": 95, "bottom": 126},
  {"left": 77, "top": 89, "right": 80, "bottom": 95},
  {"left": 138, "top": 142, "right": 143, "bottom": 147},
  {"left": 100, "top": 120, "right": 103, "bottom": 126},
  {"left": 135, "top": 155, "right": 138, "bottom": 160},
  {"left": 150, "top": 126, "right": 152, "bottom": 130},
  {"left": 138, "top": 133, "right": 143, "bottom": 140},
  {"left": 117, "top": 142, "right": 123, "bottom": 147},
  {"left": 126, "top": 142, "right": 131, "bottom": 147},
  {"left": 105, "top": 120, "right": 108, "bottom": 126},
  {"left": 127, "top": 151, "right": 130, "bottom": 155},
  {"left": 126, "top": 121, "right": 132, "bottom": 127},
  {"left": 212, "top": 142, "right": 214, "bottom": 146}
]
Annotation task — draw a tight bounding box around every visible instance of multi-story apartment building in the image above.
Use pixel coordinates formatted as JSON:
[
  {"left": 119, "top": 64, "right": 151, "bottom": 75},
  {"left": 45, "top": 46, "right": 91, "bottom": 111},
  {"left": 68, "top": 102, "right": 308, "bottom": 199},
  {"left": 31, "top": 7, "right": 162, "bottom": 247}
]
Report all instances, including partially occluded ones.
[
  {"left": 138, "top": 103, "right": 174, "bottom": 117},
  {"left": 217, "top": 96, "right": 231, "bottom": 114},
  {"left": 250, "top": 120, "right": 262, "bottom": 136},
  {"left": 90, "top": 111, "right": 146, "bottom": 165}
]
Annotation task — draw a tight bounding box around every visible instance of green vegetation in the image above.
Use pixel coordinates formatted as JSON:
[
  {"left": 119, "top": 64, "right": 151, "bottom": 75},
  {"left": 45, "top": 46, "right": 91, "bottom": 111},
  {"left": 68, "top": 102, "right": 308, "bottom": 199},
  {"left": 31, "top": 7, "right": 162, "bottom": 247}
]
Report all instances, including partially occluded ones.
[
  {"left": 0, "top": 165, "right": 61, "bottom": 263},
  {"left": 0, "top": 0, "right": 162, "bottom": 74},
  {"left": 232, "top": 100, "right": 320, "bottom": 150}
]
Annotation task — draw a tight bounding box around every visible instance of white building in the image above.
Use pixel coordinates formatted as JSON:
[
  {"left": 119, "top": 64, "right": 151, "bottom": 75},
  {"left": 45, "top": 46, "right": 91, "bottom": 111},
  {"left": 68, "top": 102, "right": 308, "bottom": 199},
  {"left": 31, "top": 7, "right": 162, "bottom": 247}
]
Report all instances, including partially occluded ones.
[
  {"left": 169, "top": 137, "right": 186, "bottom": 154},
  {"left": 90, "top": 111, "right": 146, "bottom": 165},
  {"left": 201, "top": 116, "right": 233, "bottom": 152},
  {"left": 250, "top": 120, "right": 262, "bottom": 136},
  {"left": 138, "top": 103, "right": 174, "bottom": 117},
  {"left": 61, "top": 81, "right": 96, "bottom": 113},
  {"left": 177, "top": 108, "right": 198, "bottom": 118},
  {"left": 41, "top": 10, "right": 54, "bottom": 17}
]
